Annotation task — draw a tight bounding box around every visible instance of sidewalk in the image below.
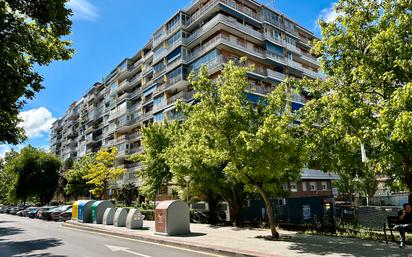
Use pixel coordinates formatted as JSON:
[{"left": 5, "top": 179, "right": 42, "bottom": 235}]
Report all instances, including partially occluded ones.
[{"left": 63, "top": 220, "right": 412, "bottom": 257}]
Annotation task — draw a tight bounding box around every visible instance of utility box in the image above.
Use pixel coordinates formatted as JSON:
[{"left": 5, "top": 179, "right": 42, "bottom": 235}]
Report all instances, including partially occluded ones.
[
  {"left": 155, "top": 200, "right": 190, "bottom": 236},
  {"left": 72, "top": 200, "right": 86, "bottom": 221},
  {"left": 78, "top": 200, "right": 95, "bottom": 223},
  {"left": 126, "top": 208, "right": 145, "bottom": 229},
  {"left": 113, "top": 208, "right": 127, "bottom": 227},
  {"left": 91, "top": 201, "right": 114, "bottom": 224},
  {"left": 103, "top": 208, "right": 116, "bottom": 225}
]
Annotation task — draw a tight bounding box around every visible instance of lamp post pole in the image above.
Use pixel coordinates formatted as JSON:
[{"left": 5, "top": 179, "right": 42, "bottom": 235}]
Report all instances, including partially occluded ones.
[{"left": 184, "top": 175, "right": 191, "bottom": 205}]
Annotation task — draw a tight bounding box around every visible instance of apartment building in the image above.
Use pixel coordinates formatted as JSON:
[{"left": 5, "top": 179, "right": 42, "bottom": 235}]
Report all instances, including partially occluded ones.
[{"left": 50, "top": 0, "right": 331, "bottom": 199}]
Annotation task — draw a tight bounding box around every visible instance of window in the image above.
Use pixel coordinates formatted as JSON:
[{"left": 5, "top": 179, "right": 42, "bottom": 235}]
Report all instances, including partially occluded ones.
[
  {"left": 190, "top": 49, "right": 218, "bottom": 72},
  {"left": 310, "top": 182, "right": 317, "bottom": 191},
  {"left": 285, "top": 36, "right": 296, "bottom": 46},
  {"left": 153, "top": 61, "right": 165, "bottom": 74},
  {"left": 288, "top": 51, "right": 293, "bottom": 60},
  {"left": 282, "top": 183, "right": 288, "bottom": 190},
  {"left": 290, "top": 182, "right": 298, "bottom": 192},
  {"left": 153, "top": 45, "right": 165, "bottom": 60},
  {"left": 266, "top": 42, "right": 283, "bottom": 56},
  {"left": 167, "top": 15, "right": 181, "bottom": 32},
  {"left": 322, "top": 181, "right": 328, "bottom": 191},
  {"left": 153, "top": 112, "right": 164, "bottom": 123},
  {"left": 168, "top": 32, "right": 181, "bottom": 47},
  {"left": 302, "top": 181, "right": 307, "bottom": 191},
  {"left": 167, "top": 47, "right": 181, "bottom": 64}
]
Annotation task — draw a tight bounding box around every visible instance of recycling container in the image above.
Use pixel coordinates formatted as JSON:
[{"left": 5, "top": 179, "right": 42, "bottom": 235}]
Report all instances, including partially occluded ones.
[
  {"left": 113, "top": 208, "right": 127, "bottom": 227},
  {"left": 103, "top": 208, "right": 116, "bottom": 225},
  {"left": 72, "top": 200, "right": 86, "bottom": 220},
  {"left": 126, "top": 208, "right": 145, "bottom": 229},
  {"left": 78, "top": 200, "right": 95, "bottom": 223},
  {"left": 155, "top": 200, "right": 190, "bottom": 235},
  {"left": 91, "top": 200, "right": 114, "bottom": 224}
]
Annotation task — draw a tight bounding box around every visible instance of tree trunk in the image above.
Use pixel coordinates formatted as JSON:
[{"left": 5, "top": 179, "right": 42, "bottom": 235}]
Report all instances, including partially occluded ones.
[{"left": 255, "top": 184, "right": 279, "bottom": 238}]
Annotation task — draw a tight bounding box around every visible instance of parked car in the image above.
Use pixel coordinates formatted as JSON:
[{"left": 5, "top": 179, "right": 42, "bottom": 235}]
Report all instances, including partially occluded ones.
[
  {"left": 36, "top": 206, "right": 55, "bottom": 220},
  {"left": 59, "top": 207, "right": 72, "bottom": 222},
  {"left": 27, "top": 207, "right": 41, "bottom": 218},
  {"left": 0, "top": 205, "right": 10, "bottom": 213},
  {"left": 50, "top": 205, "right": 71, "bottom": 221}
]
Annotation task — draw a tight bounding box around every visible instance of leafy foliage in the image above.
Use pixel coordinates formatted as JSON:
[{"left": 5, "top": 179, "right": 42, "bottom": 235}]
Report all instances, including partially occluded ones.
[
  {"left": 65, "top": 153, "right": 96, "bottom": 199},
  {"left": 0, "top": 0, "right": 73, "bottom": 144},
  {"left": 170, "top": 60, "right": 307, "bottom": 237},
  {"left": 118, "top": 182, "right": 139, "bottom": 206},
  {"left": 296, "top": 0, "right": 412, "bottom": 199},
  {"left": 83, "top": 147, "right": 125, "bottom": 199},
  {"left": 128, "top": 122, "right": 177, "bottom": 196},
  {"left": 3, "top": 146, "right": 61, "bottom": 205}
]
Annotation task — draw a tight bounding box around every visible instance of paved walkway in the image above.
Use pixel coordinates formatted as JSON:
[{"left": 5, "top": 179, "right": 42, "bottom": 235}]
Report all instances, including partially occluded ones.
[{"left": 64, "top": 220, "right": 412, "bottom": 257}]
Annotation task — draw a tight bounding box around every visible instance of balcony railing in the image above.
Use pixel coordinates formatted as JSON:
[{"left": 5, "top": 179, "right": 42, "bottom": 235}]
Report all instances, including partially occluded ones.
[
  {"left": 187, "top": 0, "right": 260, "bottom": 28},
  {"left": 267, "top": 69, "right": 286, "bottom": 81},
  {"left": 167, "top": 91, "right": 195, "bottom": 105}
]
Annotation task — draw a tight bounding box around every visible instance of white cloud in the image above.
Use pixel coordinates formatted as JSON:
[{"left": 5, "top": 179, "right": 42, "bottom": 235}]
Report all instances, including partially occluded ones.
[
  {"left": 19, "top": 107, "right": 56, "bottom": 138},
  {"left": 0, "top": 144, "right": 25, "bottom": 158},
  {"left": 318, "top": 2, "right": 339, "bottom": 23},
  {"left": 66, "top": 0, "right": 99, "bottom": 22},
  {"left": 0, "top": 145, "right": 11, "bottom": 158}
]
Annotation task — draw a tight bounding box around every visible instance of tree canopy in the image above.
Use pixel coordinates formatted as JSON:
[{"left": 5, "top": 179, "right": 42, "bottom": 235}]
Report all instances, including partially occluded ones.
[
  {"left": 83, "top": 147, "right": 125, "bottom": 199},
  {"left": 0, "top": 0, "right": 73, "bottom": 144},
  {"left": 2, "top": 146, "right": 61, "bottom": 205},
  {"left": 297, "top": 0, "right": 412, "bottom": 200}
]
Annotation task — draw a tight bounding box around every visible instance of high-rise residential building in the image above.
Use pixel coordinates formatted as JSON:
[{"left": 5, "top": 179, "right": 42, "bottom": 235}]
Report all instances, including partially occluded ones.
[{"left": 50, "top": 0, "right": 328, "bottom": 197}]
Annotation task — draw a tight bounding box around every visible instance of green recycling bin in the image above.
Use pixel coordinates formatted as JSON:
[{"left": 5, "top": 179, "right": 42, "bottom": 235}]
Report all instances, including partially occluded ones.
[{"left": 91, "top": 200, "right": 114, "bottom": 224}]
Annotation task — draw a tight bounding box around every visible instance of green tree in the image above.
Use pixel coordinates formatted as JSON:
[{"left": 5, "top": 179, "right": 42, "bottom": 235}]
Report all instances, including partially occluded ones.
[
  {"left": 0, "top": 0, "right": 73, "bottom": 144},
  {"left": 65, "top": 153, "right": 96, "bottom": 200},
  {"left": 175, "top": 61, "right": 307, "bottom": 238},
  {"left": 118, "top": 182, "right": 139, "bottom": 206},
  {"left": 83, "top": 147, "right": 125, "bottom": 199},
  {"left": 297, "top": 0, "right": 412, "bottom": 200},
  {"left": 5, "top": 146, "right": 61, "bottom": 205},
  {"left": 165, "top": 112, "right": 246, "bottom": 225},
  {"left": 0, "top": 150, "right": 18, "bottom": 204},
  {"left": 128, "top": 122, "right": 177, "bottom": 197}
]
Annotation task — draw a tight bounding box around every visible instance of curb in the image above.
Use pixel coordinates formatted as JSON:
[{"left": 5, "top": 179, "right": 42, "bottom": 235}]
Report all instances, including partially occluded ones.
[{"left": 62, "top": 221, "right": 284, "bottom": 257}]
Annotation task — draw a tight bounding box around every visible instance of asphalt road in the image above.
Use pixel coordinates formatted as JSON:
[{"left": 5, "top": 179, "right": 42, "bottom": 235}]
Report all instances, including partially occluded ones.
[{"left": 0, "top": 214, "right": 224, "bottom": 257}]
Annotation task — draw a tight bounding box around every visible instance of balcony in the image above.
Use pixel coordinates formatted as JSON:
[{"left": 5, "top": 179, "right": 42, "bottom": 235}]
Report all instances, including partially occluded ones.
[
  {"left": 127, "top": 132, "right": 141, "bottom": 140},
  {"left": 128, "top": 72, "right": 142, "bottom": 86},
  {"left": 187, "top": 0, "right": 261, "bottom": 28},
  {"left": 300, "top": 52, "right": 320, "bottom": 66},
  {"left": 285, "top": 42, "right": 302, "bottom": 55},
  {"left": 302, "top": 67, "right": 323, "bottom": 79},
  {"left": 186, "top": 14, "right": 263, "bottom": 46},
  {"left": 117, "top": 79, "right": 130, "bottom": 92},
  {"left": 142, "top": 110, "right": 153, "bottom": 120},
  {"left": 167, "top": 91, "right": 195, "bottom": 105},
  {"left": 286, "top": 59, "right": 303, "bottom": 71},
  {"left": 267, "top": 69, "right": 286, "bottom": 82}
]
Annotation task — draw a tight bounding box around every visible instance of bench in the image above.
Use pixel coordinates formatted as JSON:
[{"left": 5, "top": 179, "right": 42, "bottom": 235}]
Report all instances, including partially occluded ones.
[{"left": 383, "top": 216, "right": 399, "bottom": 244}]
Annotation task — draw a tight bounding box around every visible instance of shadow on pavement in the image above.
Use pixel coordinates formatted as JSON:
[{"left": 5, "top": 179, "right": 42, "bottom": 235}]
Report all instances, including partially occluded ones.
[
  {"left": 0, "top": 220, "right": 16, "bottom": 224},
  {"left": 175, "top": 232, "right": 207, "bottom": 237},
  {"left": 278, "top": 233, "right": 410, "bottom": 257},
  {"left": 0, "top": 226, "right": 24, "bottom": 238},
  {"left": 0, "top": 238, "right": 64, "bottom": 257}
]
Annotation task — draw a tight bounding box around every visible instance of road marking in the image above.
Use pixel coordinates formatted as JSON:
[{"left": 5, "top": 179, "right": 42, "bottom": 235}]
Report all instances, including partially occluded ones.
[
  {"left": 64, "top": 226, "right": 224, "bottom": 257},
  {"left": 106, "top": 245, "right": 152, "bottom": 257}
]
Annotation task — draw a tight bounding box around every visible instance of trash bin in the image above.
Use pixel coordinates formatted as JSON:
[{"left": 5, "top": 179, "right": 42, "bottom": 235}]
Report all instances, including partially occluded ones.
[
  {"left": 78, "top": 200, "right": 95, "bottom": 223},
  {"left": 103, "top": 208, "right": 116, "bottom": 225},
  {"left": 91, "top": 201, "right": 114, "bottom": 224},
  {"left": 113, "top": 208, "right": 127, "bottom": 227},
  {"left": 155, "top": 200, "right": 190, "bottom": 235},
  {"left": 126, "top": 208, "right": 145, "bottom": 229},
  {"left": 72, "top": 200, "right": 86, "bottom": 221}
]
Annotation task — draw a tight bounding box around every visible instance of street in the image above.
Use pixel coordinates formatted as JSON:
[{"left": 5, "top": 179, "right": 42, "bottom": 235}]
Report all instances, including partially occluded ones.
[{"left": 0, "top": 214, "right": 223, "bottom": 257}]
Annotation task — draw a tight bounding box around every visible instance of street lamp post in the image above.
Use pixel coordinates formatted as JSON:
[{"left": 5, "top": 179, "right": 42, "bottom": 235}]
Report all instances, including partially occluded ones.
[{"left": 184, "top": 175, "right": 191, "bottom": 205}]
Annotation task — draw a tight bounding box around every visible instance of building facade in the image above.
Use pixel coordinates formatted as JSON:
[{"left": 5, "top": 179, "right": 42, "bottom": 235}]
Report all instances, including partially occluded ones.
[{"left": 50, "top": 0, "right": 330, "bottom": 201}]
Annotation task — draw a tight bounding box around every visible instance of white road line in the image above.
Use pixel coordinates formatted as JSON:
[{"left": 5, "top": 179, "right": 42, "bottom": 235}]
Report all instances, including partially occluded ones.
[{"left": 64, "top": 225, "right": 225, "bottom": 257}]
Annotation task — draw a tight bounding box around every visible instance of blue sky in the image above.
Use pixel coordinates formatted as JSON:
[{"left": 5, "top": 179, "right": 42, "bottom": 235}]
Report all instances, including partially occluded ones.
[{"left": 0, "top": 0, "right": 337, "bottom": 157}]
